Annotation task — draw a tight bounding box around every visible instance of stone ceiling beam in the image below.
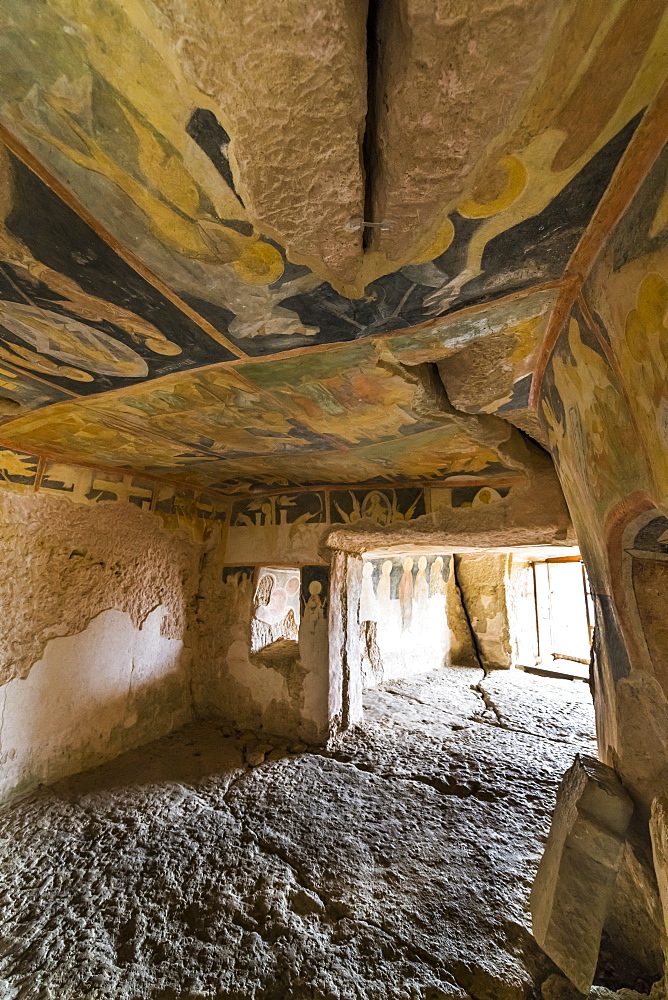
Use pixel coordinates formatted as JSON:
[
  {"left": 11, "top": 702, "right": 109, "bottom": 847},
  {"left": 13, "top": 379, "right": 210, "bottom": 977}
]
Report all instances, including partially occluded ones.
[
  {"left": 364, "top": 0, "right": 563, "bottom": 270},
  {"left": 151, "top": 0, "right": 368, "bottom": 289}
]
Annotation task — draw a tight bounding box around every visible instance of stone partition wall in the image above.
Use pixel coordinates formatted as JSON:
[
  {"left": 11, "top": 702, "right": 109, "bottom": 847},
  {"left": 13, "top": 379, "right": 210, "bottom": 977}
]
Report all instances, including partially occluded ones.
[
  {"left": 0, "top": 452, "right": 226, "bottom": 801},
  {"left": 329, "top": 551, "right": 364, "bottom": 730},
  {"left": 214, "top": 474, "right": 575, "bottom": 738}
]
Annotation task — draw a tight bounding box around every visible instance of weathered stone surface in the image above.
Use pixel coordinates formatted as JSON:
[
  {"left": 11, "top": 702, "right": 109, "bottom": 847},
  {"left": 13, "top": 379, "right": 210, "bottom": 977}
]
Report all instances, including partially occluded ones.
[
  {"left": 433, "top": 292, "right": 555, "bottom": 449},
  {"left": 445, "top": 565, "right": 480, "bottom": 668},
  {"left": 370, "top": 0, "right": 560, "bottom": 267},
  {"left": 649, "top": 795, "right": 668, "bottom": 982},
  {"left": 604, "top": 825, "right": 665, "bottom": 986},
  {"left": 613, "top": 675, "right": 668, "bottom": 814},
  {"left": 151, "top": 0, "right": 367, "bottom": 288},
  {"left": 0, "top": 666, "right": 596, "bottom": 999},
  {"left": 541, "top": 973, "right": 651, "bottom": 1000},
  {"left": 454, "top": 553, "right": 513, "bottom": 669},
  {"left": 329, "top": 550, "right": 364, "bottom": 729},
  {"left": 477, "top": 671, "right": 597, "bottom": 750},
  {"left": 531, "top": 756, "right": 635, "bottom": 994}
]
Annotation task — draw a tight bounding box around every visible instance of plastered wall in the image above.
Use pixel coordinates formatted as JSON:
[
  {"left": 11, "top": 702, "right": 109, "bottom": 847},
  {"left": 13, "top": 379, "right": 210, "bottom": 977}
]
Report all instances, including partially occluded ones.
[
  {"left": 0, "top": 464, "right": 217, "bottom": 800},
  {"left": 0, "top": 606, "right": 189, "bottom": 800}
]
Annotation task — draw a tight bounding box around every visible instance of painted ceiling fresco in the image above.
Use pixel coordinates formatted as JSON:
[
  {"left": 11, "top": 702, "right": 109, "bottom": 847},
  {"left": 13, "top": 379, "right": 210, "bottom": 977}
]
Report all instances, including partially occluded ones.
[{"left": 0, "top": 0, "right": 666, "bottom": 495}]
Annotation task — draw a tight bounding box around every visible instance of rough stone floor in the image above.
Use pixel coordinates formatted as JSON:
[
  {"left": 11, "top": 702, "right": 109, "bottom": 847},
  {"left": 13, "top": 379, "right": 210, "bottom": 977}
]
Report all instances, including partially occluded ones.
[{"left": 0, "top": 667, "right": 599, "bottom": 1000}]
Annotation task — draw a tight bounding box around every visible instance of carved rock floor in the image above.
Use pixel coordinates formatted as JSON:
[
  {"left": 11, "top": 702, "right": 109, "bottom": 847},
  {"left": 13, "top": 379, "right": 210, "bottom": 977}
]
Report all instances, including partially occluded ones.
[{"left": 0, "top": 667, "right": 598, "bottom": 1000}]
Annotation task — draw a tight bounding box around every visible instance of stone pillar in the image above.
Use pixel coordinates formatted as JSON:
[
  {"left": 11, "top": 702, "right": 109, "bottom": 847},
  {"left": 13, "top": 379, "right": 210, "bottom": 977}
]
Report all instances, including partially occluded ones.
[
  {"left": 445, "top": 560, "right": 479, "bottom": 668},
  {"left": 328, "top": 550, "right": 364, "bottom": 731},
  {"left": 453, "top": 553, "right": 513, "bottom": 669}
]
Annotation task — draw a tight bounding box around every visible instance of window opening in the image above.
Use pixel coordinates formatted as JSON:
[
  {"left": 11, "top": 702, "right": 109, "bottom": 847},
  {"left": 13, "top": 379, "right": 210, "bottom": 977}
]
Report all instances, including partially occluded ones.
[{"left": 251, "top": 566, "right": 300, "bottom": 652}]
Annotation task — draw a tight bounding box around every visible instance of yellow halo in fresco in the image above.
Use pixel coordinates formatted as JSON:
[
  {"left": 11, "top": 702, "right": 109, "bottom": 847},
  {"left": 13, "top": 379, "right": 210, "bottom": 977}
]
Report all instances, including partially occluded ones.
[
  {"left": 458, "top": 156, "right": 527, "bottom": 220},
  {"left": 409, "top": 217, "right": 456, "bottom": 266},
  {"left": 472, "top": 487, "right": 502, "bottom": 507},
  {"left": 143, "top": 337, "right": 183, "bottom": 357},
  {"left": 231, "top": 240, "right": 284, "bottom": 285}
]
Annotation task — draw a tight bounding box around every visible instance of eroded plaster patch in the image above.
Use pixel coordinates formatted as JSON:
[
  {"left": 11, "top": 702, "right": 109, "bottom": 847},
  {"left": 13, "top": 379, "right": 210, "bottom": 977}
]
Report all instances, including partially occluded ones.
[{"left": 0, "top": 490, "right": 202, "bottom": 684}]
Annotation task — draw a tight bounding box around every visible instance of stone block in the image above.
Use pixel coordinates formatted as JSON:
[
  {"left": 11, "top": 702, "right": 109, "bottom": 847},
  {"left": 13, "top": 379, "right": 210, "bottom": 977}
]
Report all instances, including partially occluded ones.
[
  {"left": 649, "top": 796, "right": 668, "bottom": 962},
  {"left": 531, "top": 755, "right": 634, "bottom": 994},
  {"left": 604, "top": 827, "right": 664, "bottom": 984}
]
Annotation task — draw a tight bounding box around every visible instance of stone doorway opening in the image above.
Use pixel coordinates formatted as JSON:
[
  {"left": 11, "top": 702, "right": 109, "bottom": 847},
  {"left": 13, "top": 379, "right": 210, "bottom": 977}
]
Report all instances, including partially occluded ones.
[
  {"left": 530, "top": 555, "right": 594, "bottom": 680},
  {"left": 351, "top": 545, "right": 591, "bottom": 699},
  {"left": 359, "top": 552, "right": 451, "bottom": 688},
  {"left": 328, "top": 542, "right": 597, "bottom": 765}
]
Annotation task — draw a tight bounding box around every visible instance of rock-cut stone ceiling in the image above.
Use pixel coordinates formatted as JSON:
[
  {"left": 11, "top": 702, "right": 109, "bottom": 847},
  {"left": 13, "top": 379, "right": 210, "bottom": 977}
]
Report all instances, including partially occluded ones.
[{"left": 0, "top": 0, "right": 666, "bottom": 497}]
